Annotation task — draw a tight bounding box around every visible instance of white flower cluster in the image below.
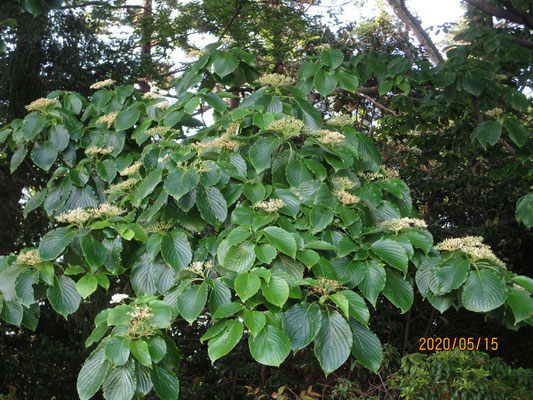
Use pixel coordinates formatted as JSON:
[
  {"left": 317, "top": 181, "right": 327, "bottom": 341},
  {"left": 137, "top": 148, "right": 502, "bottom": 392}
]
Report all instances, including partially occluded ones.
[
  {"left": 90, "top": 79, "right": 115, "bottom": 90},
  {"left": 142, "top": 92, "right": 162, "bottom": 100},
  {"left": 485, "top": 108, "right": 503, "bottom": 118},
  {"left": 119, "top": 161, "right": 142, "bottom": 176},
  {"left": 145, "top": 126, "right": 178, "bottom": 137},
  {"left": 95, "top": 112, "right": 119, "bottom": 128},
  {"left": 258, "top": 73, "right": 294, "bottom": 88},
  {"left": 109, "top": 293, "right": 129, "bottom": 304},
  {"left": 435, "top": 236, "right": 504, "bottom": 266},
  {"left": 337, "top": 190, "right": 360, "bottom": 205},
  {"left": 186, "top": 260, "right": 213, "bottom": 275},
  {"left": 333, "top": 177, "right": 356, "bottom": 190},
  {"left": 55, "top": 203, "right": 126, "bottom": 224},
  {"left": 192, "top": 135, "right": 242, "bottom": 151},
  {"left": 327, "top": 114, "right": 356, "bottom": 128},
  {"left": 155, "top": 101, "right": 170, "bottom": 109},
  {"left": 267, "top": 116, "right": 305, "bottom": 138},
  {"left": 362, "top": 166, "right": 400, "bottom": 181},
  {"left": 15, "top": 249, "right": 41, "bottom": 266},
  {"left": 105, "top": 177, "right": 139, "bottom": 194},
  {"left": 254, "top": 199, "right": 285, "bottom": 213},
  {"left": 145, "top": 220, "right": 173, "bottom": 233},
  {"left": 85, "top": 146, "right": 114, "bottom": 156},
  {"left": 312, "top": 130, "right": 345, "bottom": 145},
  {"left": 25, "top": 98, "right": 58, "bottom": 112},
  {"left": 379, "top": 218, "right": 427, "bottom": 232},
  {"left": 157, "top": 154, "right": 170, "bottom": 164}
]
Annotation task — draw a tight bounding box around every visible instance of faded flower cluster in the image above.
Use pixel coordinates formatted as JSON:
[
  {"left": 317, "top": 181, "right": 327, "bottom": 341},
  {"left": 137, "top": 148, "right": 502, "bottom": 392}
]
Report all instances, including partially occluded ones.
[
  {"left": 435, "top": 236, "right": 505, "bottom": 266},
  {"left": 85, "top": 146, "right": 114, "bottom": 156},
  {"left": 145, "top": 126, "right": 178, "bottom": 137},
  {"left": 327, "top": 114, "right": 356, "bottom": 128},
  {"left": 337, "top": 190, "right": 360, "bottom": 205},
  {"left": 311, "top": 129, "right": 345, "bottom": 145},
  {"left": 310, "top": 277, "right": 345, "bottom": 296},
  {"left": 55, "top": 203, "right": 126, "bottom": 224},
  {"left": 119, "top": 161, "right": 142, "bottom": 176},
  {"left": 192, "top": 135, "right": 242, "bottom": 151},
  {"left": 254, "top": 199, "right": 285, "bottom": 213},
  {"left": 95, "top": 112, "right": 119, "bottom": 128},
  {"left": 155, "top": 101, "right": 170, "bottom": 109},
  {"left": 267, "top": 116, "right": 305, "bottom": 138},
  {"left": 362, "top": 166, "right": 400, "bottom": 181},
  {"left": 379, "top": 218, "right": 427, "bottom": 232},
  {"left": 186, "top": 260, "right": 213, "bottom": 275},
  {"left": 105, "top": 177, "right": 139, "bottom": 194},
  {"left": 25, "top": 98, "right": 58, "bottom": 112},
  {"left": 90, "top": 79, "right": 115, "bottom": 90},
  {"left": 109, "top": 293, "right": 129, "bottom": 304},
  {"left": 127, "top": 305, "right": 156, "bottom": 340},
  {"left": 145, "top": 220, "right": 173, "bottom": 233},
  {"left": 15, "top": 249, "right": 41, "bottom": 266},
  {"left": 258, "top": 73, "right": 294, "bottom": 88},
  {"left": 333, "top": 177, "right": 356, "bottom": 190}
]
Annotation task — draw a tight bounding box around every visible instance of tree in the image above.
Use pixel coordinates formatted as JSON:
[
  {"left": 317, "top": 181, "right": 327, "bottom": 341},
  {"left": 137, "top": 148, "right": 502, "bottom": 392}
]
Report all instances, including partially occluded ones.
[{"left": 0, "top": 45, "right": 532, "bottom": 399}]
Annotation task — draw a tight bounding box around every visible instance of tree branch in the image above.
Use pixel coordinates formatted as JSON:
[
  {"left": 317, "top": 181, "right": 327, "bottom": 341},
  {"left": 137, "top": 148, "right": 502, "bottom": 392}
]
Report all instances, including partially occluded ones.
[
  {"left": 464, "top": 0, "right": 533, "bottom": 29},
  {"left": 385, "top": 0, "right": 444, "bottom": 65},
  {"left": 356, "top": 91, "right": 399, "bottom": 116},
  {"left": 218, "top": 0, "right": 248, "bottom": 41}
]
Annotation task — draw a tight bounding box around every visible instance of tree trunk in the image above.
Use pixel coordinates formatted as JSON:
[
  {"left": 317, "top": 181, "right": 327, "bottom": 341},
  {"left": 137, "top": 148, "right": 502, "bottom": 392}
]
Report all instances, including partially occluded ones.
[{"left": 139, "top": 0, "right": 153, "bottom": 92}]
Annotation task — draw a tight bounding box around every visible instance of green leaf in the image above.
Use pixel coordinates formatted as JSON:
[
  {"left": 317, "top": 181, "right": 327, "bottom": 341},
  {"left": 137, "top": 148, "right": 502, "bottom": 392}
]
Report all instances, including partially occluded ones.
[
  {"left": 23, "top": 113, "right": 46, "bottom": 140},
  {"left": 244, "top": 310, "right": 266, "bottom": 337},
  {"left": 47, "top": 275, "right": 81, "bottom": 318},
  {"left": 335, "top": 69, "right": 359, "bottom": 92},
  {"left": 208, "top": 319, "right": 243, "bottom": 363},
  {"left": 197, "top": 186, "right": 228, "bottom": 225},
  {"left": 292, "top": 97, "right": 322, "bottom": 130},
  {"left": 10, "top": 145, "right": 27, "bottom": 173},
  {"left": 462, "top": 74, "right": 483, "bottom": 96},
  {"left": 404, "top": 230, "right": 432, "bottom": 254},
  {"left": 506, "top": 288, "right": 533, "bottom": 324},
  {"left": 50, "top": 124, "right": 69, "bottom": 151},
  {"left": 378, "top": 80, "right": 393, "bottom": 95},
  {"left": 512, "top": 275, "right": 533, "bottom": 293},
  {"left": 434, "top": 257, "right": 469, "bottom": 294},
  {"left": 504, "top": 118, "right": 529, "bottom": 147},
  {"left": 432, "top": 68, "right": 455, "bottom": 87},
  {"left": 310, "top": 206, "right": 333, "bottom": 233},
  {"left": 77, "top": 342, "right": 110, "bottom": 400},
  {"left": 254, "top": 244, "right": 277, "bottom": 264},
  {"left": 516, "top": 193, "right": 533, "bottom": 228},
  {"left": 31, "top": 141, "right": 58, "bottom": 171},
  {"left": 471, "top": 121, "right": 502, "bottom": 148},
  {"left": 285, "top": 159, "right": 313, "bottom": 187},
  {"left": 387, "top": 57, "right": 411, "bottom": 75},
  {"left": 161, "top": 230, "right": 192, "bottom": 272},
  {"left": 164, "top": 168, "right": 199, "bottom": 201},
  {"left": 102, "top": 362, "right": 136, "bottom": 400},
  {"left": 261, "top": 276, "right": 289, "bottom": 307},
  {"left": 358, "top": 261, "right": 386, "bottom": 306},
  {"left": 320, "top": 49, "right": 344, "bottom": 69},
  {"left": 314, "top": 309, "right": 352, "bottom": 375},
  {"left": 222, "top": 243, "right": 256, "bottom": 273},
  {"left": 130, "top": 339, "right": 152, "bottom": 367},
  {"left": 248, "top": 325, "right": 291, "bottom": 367},
  {"left": 371, "top": 238, "right": 408, "bottom": 274},
  {"left": 115, "top": 109, "right": 140, "bottom": 131},
  {"left": 314, "top": 69, "right": 337, "bottom": 97},
  {"left": 235, "top": 272, "right": 261, "bottom": 301},
  {"left": 76, "top": 275, "right": 98, "bottom": 299},
  {"left": 382, "top": 270, "right": 413, "bottom": 313},
  {"left": 178, "top": 283, "right": 207, "bottom": 324},
  {"left": 205, "top": 93, "right": 227, "bottom": 113},
  {"left": 81, "top": 234, "right": 107, "bottom": 271},
  {"left": 282, "top": 302, "right": 322, "bottom": 351},
  {"left": 15, "top": 269, "right": 38, "bottom": 307},
  {"left": 39, "top": 227, "right": 76, "bottom": 261},
  {"left": 0, "top": 300, "right": 23, "bottom": 325},
  {"left": 213, "top": 52, "right": 240, "bottom": 78},
  {"left": 105, "top": 337, "right": 131, "bottom": 366},
  {"left": 339, "top": 290, "right": 369, "bottom": 325},
  {"left": 96, "top": 159, "right": 117, "bottom": 183},
  {"left": 150, "top": 365, "right": 180, "bottom": 400},
  {"left": 147, "top": 301, "right": 173, "bottom": 328},
  {"left": 462, "top": 269, "right": 506, "bottom": 312},
  {"left": 135, "top": 169, "right": 162, "bottom": 206},
  {"left": 349, "top": 318, "right": 382, "bottom": 372},
  {"left": 249, "top": 136, "right": 281, "bottom": 173},
  {"left": 297, "top": 249, "right": 320, "bottom": 268},
  {"left": 263, "top": 226, "right": 296, "bottom": 258},
  {"left": 148, "top": 336, "right": 167, "bottom": 363}
]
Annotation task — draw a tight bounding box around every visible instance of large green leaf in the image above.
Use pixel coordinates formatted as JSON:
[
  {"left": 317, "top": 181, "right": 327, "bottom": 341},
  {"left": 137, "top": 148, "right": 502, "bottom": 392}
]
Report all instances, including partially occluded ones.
[
  {"left": 314, "top": 69, "right": 337, "bottom": 97},
  {"left": 23, "top": 112, "right": 46, "bottom": 140},
  {"left": 516, "top": 193, "right": 533, "bottom": 228},
  {"left": 102, "top": 362, "right": 136, "bottom": 400},
  {"left": 205, "top": 92, "right": 227, "bottom": 113},
  {"left": 177, "top": 283, "right": 207, "bottom": 324},
  {"left": 130, "top": 339, "right": 152, "bottom": 367},
  {"left": 222, "top": 243, "right": 256, "bottom": 273},
  {"left": 208, "top": 319, "right": 243, "bottom": 363},
  {"left": 244, "top": 310, "right": 266, "bottom": 337},
  {"left": 285, "top": 159, "right": 313, "bottom": 187},
  {"left": 164, "top": 169, "right": 199, "bottom": 201},
  {"left": 0, "top": 300, "right": 23, "bottom": 325},
  {"left": 433, "top": 257, "right": 469, "bottom": 294},
  {"left": 105, "top": 337, "right": 131, "bottom": 366},
  {"left": 462, "top": 269, "right": 506, "bottom": 312},
  {"left": 263, "top": 227, "right": 296, "bottom": 258},
  {"left": 314, "top": 309, "right": 352, "bottom": 375},
  {"left": 235, "top": 272, "right": 261, "bottom": 301},
  {"left": 150, "top": 365, "right": 180, "bottom": 400},
  {"left": 50, "top": 124, "right": 69, "bottom": 151},
  {"left": 470, "top": 121, "right": 502, "bottom": 148},
  {"left": 10, "top": 145, "right": 28, "bottom": 173},
  {"left": 249, "top": 325, "right": 291, "bottom": 367},
  {"left": 282, "top": 302, "right": 322, "bottom": 351},
  {"left": 358, "top": 260, "right": 386, "bottom": 306},
  {"left": 292, "top": 97, "right": 322, "bottom": 130},
  {"left": 81, "top": 234, "right": 107, "bottom": 271},
  {"left": 15, "top": 269, "right": 38, "bottom": 307},
  {"left": 261, "top": 276, "right": 289, "bottom": 307},
  {"left": 31, "top": 141, "right": 58, "bottom": 171},
  {"left": 135, "top": 169, "right": 162, "bottom": 206},
  {"left": 320, "top": 49, "right": 344, "bottom": 69},
  {"left": 76, "top": 275, "right": 98, "bottom": 299},
  {"left": 349, "top": 318, "right": 382, "bottom": 372},
  {"left": 371, "top": 238, "right": 408, "bottom": 274},
  {"left": 213, "top": 52, "right": 240, "bottom": 78},
  {"left": 197, "top": 186, "right": 228, "bottom": 226},
  {"left": 39, "top": 227, "right": 76, "bottom": 261},
  {"left": 115, "top": 109, "right": 140, "bottom": 131},
  {"left": 77, "top": 341, "right": 110, "bottom": 400},
  {"left": 47, "top": 275, "right": 81, "bottom": 318},
  {"left": 161, "top": 230, "right": 192, "bottom": 272},
  {"left": 504, "top": 118, "right": 529, "bottom": 147},
  {"left": 339, "top": 290, "right": 369, "bottom": 325},
  {"left": 506, "top": 287, "right": 533, "bottom": 324},
  {"left": 249, "top": 136, "right": 281, "bottom": 173},
  {"left": 382, "top": 270, "right": 413, "bottom": 313}
]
